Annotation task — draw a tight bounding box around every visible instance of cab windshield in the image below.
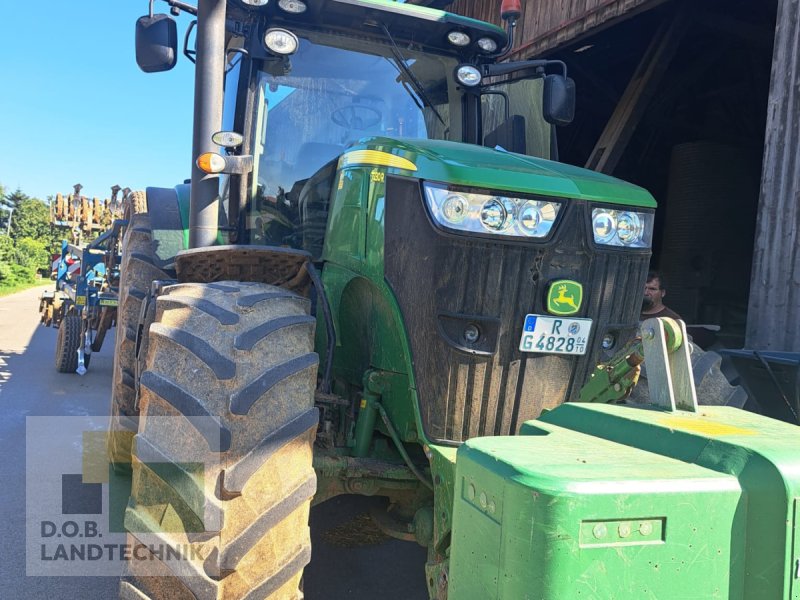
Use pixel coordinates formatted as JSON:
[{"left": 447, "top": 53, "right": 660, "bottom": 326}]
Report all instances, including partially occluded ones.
[{"left": 248, "top": 33, "right": 459, "bottom": 247}]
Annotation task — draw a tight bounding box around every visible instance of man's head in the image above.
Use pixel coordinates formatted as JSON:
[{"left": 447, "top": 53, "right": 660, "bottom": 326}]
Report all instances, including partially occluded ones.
[{"left": 642, "top": 270, "right": 666, "bottom": 311}]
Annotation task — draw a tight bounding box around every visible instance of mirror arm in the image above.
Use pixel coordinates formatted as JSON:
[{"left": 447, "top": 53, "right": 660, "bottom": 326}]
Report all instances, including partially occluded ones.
[
  {"left": 481, "top": 59, "right": 568, "bottom": 79},
  {"left": 549, "top": 60, "right": 568, "bottom": 78},
  {"left": 183, "top": 19, "right": 198, "bottom": 63},
  {"left": 481, "top": 60, "right": 547, "bottom": 78},
  {"left": 161, "top": 0, "right": 198, "bottom": 16}
]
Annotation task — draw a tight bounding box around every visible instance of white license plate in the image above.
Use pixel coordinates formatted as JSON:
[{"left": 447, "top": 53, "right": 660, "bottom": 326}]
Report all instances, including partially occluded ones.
[{"left": 518, "top": 314, "right": 593, "bottom": 355}]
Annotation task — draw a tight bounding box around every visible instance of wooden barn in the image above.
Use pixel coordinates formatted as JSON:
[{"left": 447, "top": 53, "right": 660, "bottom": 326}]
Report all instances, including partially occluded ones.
[{"left": 409, "top": 0, "right": 799, "bottom": 355}]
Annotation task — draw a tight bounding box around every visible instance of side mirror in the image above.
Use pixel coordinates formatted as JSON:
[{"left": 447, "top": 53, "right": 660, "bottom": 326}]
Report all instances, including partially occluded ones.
[
  {"left": 136, "top": 14, "right": 178, "bottom": 73},
  {"left": 543, "top": 74, "right": 576, "bottom": 126}
]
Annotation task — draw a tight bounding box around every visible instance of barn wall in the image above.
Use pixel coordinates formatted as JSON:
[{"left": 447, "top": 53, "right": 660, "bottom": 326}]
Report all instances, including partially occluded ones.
[
  {"left": 447, "top": 0, "right": 664, "bottom": 56},
  {"left": 746, "top": 0, "right": 800, "bottom": 351}
]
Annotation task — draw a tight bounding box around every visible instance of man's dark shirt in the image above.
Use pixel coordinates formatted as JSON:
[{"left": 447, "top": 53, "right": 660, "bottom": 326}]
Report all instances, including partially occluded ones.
[{"left": 640, "top": 306, "right": 681, "bottom": 321}]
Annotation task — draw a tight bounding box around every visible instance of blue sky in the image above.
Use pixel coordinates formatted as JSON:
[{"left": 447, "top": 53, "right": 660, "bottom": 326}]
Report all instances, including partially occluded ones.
[{"left": 0, "top": 2, "right": 196, "bottom": 202}]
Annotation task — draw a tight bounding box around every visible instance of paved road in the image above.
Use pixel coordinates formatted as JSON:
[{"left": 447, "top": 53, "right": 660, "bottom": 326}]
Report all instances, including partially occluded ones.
[{"left": 0, "top": 285, "right": 427, "bottom": 599}]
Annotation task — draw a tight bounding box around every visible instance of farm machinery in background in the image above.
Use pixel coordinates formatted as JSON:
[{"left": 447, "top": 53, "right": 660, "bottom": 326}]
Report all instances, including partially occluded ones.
[
  {"left": 51, "top": 183, "right": 128, "bottom": 246},
  {"left": 39, "top": 184, "right": 127, "bottom": 374}
]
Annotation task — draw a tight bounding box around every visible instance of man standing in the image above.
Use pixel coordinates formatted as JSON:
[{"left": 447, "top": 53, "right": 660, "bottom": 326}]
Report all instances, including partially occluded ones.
[{"left": 640, "top": 271, "right": 681, "bottom": 321}]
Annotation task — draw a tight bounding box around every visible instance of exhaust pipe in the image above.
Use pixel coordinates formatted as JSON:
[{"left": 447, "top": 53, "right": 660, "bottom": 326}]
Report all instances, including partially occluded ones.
[{"left": 188, "top": 0, "right": 226, "bottom": 248}]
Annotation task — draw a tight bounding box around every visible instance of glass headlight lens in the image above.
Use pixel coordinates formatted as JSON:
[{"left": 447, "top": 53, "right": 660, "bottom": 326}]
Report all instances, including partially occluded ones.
[
  {"left": 212, "top": 130, "right": 244, "bottom": 148},
  {"left": 480, "top": 198, "right": 513, "bottom": 231},
  {"left": 592, "top": 210, "right": 616, "bottom": 243},
  {"left": 278, "top": 0, "right": 307, "bottom": 13},
  {"left": 616, "top": 211, "right": 642, "bottom": 244},
  {"left": 456, "top": 65, "right": 482, "bottom": 87},
  {"left": 424, "top": 184, "right": 561, "bottom": 239},
  {"left": 441, "top": 194, "right": 468, "bottom": 224},
  {"left": 447, "top": 31, "right": 471, "bottom": 47},
  {"left": 521, "top": 200, "right": 558, "bottom": 235},
  {"left": 477, "top": 37, "right": 498, "bottom": 53},
  {"left": 264, "top": 28, "right": 299, "bottom": 55},
  {"left": 591, "top": 208, "right": 653, "bottom": 248},
  {"left": 518, "top": 201, "right": 542, "bottom": 233}
]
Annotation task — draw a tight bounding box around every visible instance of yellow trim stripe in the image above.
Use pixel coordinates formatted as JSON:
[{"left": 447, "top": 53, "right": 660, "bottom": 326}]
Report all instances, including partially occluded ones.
[
  {"left": 340, "top": 150, "right": 417, "bottom": 172},
  {"left": 658, "top": 416, "right": 756, "bottom": 437}
]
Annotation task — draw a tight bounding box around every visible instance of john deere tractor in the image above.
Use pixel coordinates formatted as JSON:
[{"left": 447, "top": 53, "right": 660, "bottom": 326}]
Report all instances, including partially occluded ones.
[{"left": 110, "top": 1, "right": 800, "bottom": 599}]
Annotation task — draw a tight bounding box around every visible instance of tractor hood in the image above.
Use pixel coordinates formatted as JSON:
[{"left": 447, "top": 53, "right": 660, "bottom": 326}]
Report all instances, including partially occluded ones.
[{"left": 344, "top": 137, "right": 656, "bottom": 208}]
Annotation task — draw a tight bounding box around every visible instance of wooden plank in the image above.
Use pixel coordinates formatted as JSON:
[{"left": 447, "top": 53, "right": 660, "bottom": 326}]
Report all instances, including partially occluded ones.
[
  {"left": 746, "top": 0, "right": 800, "bottom": 351},
  {"left": 584, "top": 10, "right": 686, "bottom": 174},
  {"left": 448, "top": 0, "right": 665, "bottom": 57},
  {"left": 640, "top": 318, "right": 699, "bottom": 412}
]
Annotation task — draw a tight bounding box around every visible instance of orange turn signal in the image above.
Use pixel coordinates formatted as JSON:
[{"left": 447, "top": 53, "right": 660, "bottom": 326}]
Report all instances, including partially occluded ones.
[{"left": 196, "top": 152, "right": 227, "bottom": 174}]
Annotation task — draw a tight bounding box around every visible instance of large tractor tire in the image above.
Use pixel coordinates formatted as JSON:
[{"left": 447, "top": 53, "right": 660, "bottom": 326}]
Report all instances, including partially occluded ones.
[
  {"left": 108, "top": 191, "right": 170, "bottom": 469},
  {"left": 124, "top": 189, "right": 148, "bottom": 220},
  {"left": 55, "top": 314, "right": 82, "bottom": 373},
  {"left": 688, "top": 345, "right": 748, "bottom": 407},
  {"left": 120, "top": 281, "right": 319, "bottom": 600},
  {"left": 629, "top": 342, "right": 748, "bottom": 408}
]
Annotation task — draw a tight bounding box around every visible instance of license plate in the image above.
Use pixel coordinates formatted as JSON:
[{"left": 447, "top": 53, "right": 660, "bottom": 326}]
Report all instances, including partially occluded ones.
[{"left": 519, "top": 314, "right": 593, "bottom": 355}]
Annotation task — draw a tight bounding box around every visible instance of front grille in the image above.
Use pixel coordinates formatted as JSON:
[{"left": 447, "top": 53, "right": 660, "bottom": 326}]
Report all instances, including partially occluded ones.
[{"left": 384, "top": 177, "right": 649, "bottom": 444}]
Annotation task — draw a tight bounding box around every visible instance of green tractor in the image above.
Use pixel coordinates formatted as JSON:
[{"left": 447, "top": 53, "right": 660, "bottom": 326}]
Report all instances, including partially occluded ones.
[{"left": 110, "top": 0, "right": 800, "bottom": 598}]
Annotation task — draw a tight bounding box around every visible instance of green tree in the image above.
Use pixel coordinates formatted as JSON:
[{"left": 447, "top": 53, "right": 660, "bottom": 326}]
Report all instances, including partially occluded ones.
[
  {"left": 3, "top": 189, "right": 30, "bottom": 234},
  {"left": 0, "top": 184, "right": 56, "bottom": 289},
  {"left": 0, "top": 234, "right": 14, "bottom": 262},
  {"left": 0, "top": 184, "right": 10, "bottom": 233},
  {"left": 5, "top": 187, "right": 29, "bottom": 208},
  {"left": 11, "top": 197, "right": 55, "bottom": 248},
  {"left": 15, "top": 237, "right": 50, "bottom": 271}
]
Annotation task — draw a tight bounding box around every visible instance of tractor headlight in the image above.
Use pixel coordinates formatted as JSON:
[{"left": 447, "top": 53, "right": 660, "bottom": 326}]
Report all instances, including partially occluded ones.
[
  {"left": 592, "top": 210, "right": 616, "bottom": 244},
  {"left": 424, "top": 183, "right": 561, "bottom": 239},
  {"left": 278, "top": 0, "right": 307, "bottom": 13},
  {"left": 264, "top": 28, "right": 299, "bottom": 55},
  {"left": 447, "top": 31, "right": 471, "bottom": 47},
  {"left": 455, "top": 65, "right": 482, "bottom": 87},
  {"left": 591, "top": 208, "right": 653, "bottom": 248},
  {"left": 441, "top": 194, "right": 469, "bottom": 224},
  {"left": 479, "top": 197, "right": 514, "bottom": 231},
  {"left": 477, "top": 37, "right": 498, "bottom": 53}
]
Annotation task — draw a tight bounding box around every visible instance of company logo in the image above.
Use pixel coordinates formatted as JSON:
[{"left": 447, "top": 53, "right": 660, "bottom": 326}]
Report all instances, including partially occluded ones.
[
  {"left": 547, "top": 280, "right": 583, "bottom": 315},
  {"left": 26, "top": 416, "right": 220, "bottom": 576}
]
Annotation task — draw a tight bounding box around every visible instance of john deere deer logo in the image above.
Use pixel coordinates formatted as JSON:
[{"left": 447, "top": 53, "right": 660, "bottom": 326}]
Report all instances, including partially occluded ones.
[{"left": 547, "top": 280, "right": 583, "bottom": 316}]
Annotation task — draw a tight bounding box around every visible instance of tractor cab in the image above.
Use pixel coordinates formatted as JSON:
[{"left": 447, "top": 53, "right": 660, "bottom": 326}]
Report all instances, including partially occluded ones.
[
  {"left": 238, "top": 25, "right": 564, "bottom": 256},
  {"left": 137, "top": 0, "right": 574, "bottom": 255}
]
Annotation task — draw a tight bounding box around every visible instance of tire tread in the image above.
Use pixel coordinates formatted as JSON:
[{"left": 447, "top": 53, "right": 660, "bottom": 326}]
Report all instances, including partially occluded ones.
[{"left": 122, "top": 281, "right": 317, "bottom": 600}]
